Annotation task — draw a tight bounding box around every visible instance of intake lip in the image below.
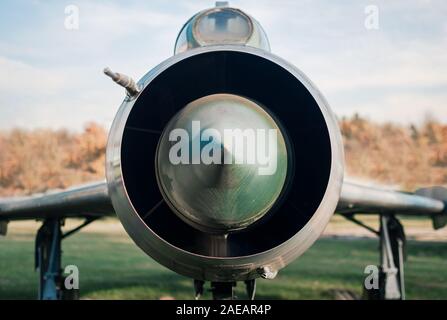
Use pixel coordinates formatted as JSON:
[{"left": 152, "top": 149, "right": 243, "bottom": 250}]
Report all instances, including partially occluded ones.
[{"left": 106, "top": 45, "right": 344, "bottom": 281}]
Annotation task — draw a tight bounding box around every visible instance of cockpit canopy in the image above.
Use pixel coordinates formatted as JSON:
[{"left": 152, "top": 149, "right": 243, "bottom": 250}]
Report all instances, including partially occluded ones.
[{"left": 174, "top": 2, "right": 270, "bottom": 54}]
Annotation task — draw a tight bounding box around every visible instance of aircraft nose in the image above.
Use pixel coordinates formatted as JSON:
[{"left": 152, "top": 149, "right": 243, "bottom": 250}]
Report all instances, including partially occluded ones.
[{"left": 156, "top": 93, "right": 289, "bottom": 233}]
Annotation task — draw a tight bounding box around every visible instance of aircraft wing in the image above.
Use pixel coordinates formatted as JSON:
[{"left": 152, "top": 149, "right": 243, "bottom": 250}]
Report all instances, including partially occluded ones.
[
  {"left": 1, "top": 178, "right": 445, "bottom": 228},
  {"left": 0, "top": 181, "right": 114, "bottom": 222},
  {"left": 337, "top": 182, "right": 447, "bottom": 229},
  {"left": 0, "top": 177, "right": 445, "bottom": 301}
]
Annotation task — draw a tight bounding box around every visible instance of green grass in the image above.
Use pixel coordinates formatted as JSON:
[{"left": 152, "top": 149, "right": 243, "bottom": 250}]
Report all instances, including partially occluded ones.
[{"left": 0, "top": 220, "right": 446, "bottom": 299}]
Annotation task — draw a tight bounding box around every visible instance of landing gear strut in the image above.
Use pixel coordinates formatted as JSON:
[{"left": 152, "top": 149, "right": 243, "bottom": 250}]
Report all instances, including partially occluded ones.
[
  {"left": 194, "top": 279, "right": 257, "bottom": 300},
  {"left": 344, "top": 213, "right": 406, "bottom": 300},
  {"left": 377, "top": 214, "right": 406, "bottom": 300},
  {"left": 35, "top": 219, "right": 62, "bottom": 300},
  {"left": 35, "top": 217, "right": 97, "bottom": 300}
]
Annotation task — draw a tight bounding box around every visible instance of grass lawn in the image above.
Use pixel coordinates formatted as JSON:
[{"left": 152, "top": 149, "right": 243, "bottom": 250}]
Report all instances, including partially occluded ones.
[{"left": 0, "top": 219, "right": 446, "bottom": 300}]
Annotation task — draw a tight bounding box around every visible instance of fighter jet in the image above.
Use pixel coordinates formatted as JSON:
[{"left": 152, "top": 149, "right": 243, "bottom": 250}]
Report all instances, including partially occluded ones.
[{"left": 1, "top": 2, "right": 446, "bottom": 300}]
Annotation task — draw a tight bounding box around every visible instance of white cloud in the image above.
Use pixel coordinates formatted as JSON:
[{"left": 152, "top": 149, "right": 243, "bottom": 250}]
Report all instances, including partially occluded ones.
[
  {"left": 386, "top": 94, "right": 447, "bottom": 119},
  {"left": 0, "top": 56, "right": 67, "bottom": 95},
  {"left": 0, "top": 55, "right": 122, "bottom": 130},
  {"left": 347, "top": 93, "right": 447, "bottom": 124},
  {"left": 310, "top": 40, "right": 447, "bottom": 93},
  {"left": 0, "top": 0, "right": 446, "bottom": 129}
]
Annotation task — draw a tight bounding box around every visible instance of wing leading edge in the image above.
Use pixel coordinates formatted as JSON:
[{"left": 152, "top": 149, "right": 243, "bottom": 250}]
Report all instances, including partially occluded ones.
[
  {"left": 0, "top": 181, "right": 114, "bottom": 221},
  {"left": 1, "top": 179, "right": 446, "bottom": 229},
  {"left": 337, "top": 182, "right": 447, "bottom": 229}
]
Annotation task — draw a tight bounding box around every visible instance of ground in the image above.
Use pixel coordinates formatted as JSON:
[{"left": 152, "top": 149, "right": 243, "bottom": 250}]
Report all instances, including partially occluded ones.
[{"left": 0, "top": 216, "right": 446, "bottom": 300}]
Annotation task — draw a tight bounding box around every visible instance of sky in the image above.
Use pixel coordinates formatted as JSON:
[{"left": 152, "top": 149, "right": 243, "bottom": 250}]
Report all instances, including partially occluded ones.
[{"left": 0, "top": 0, "right": 446, "bottom": 130}]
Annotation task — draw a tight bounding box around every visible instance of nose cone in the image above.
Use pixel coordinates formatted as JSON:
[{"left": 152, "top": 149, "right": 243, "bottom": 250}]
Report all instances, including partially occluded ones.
[{"left": 156, "top": 94, "right": 288, "bottom": 233}]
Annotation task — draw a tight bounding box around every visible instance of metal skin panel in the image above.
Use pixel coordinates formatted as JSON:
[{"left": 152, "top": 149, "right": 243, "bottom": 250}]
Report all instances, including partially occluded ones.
[
  {"left": 106, "top": 45, "right": 345, "bottom": 281},
  {"left": 0, "top": 181, "right": 113, "bottom": 221},
  {"left": 338, "top": 182, "right": 445, "bottom": 215},
  {"left": 1, "top": 178, "right": 442, "bottom": 225}
]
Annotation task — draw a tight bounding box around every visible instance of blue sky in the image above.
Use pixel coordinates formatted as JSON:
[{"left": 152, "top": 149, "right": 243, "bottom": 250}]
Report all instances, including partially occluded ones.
[{"left": 0, "top": 0, "right": 446, "bottom": 130}]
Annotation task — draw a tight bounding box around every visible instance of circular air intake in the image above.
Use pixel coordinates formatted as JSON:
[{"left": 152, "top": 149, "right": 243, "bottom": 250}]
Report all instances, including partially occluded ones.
[{"left": 106, "top": 46, "right": 344, "bottom": 281}]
